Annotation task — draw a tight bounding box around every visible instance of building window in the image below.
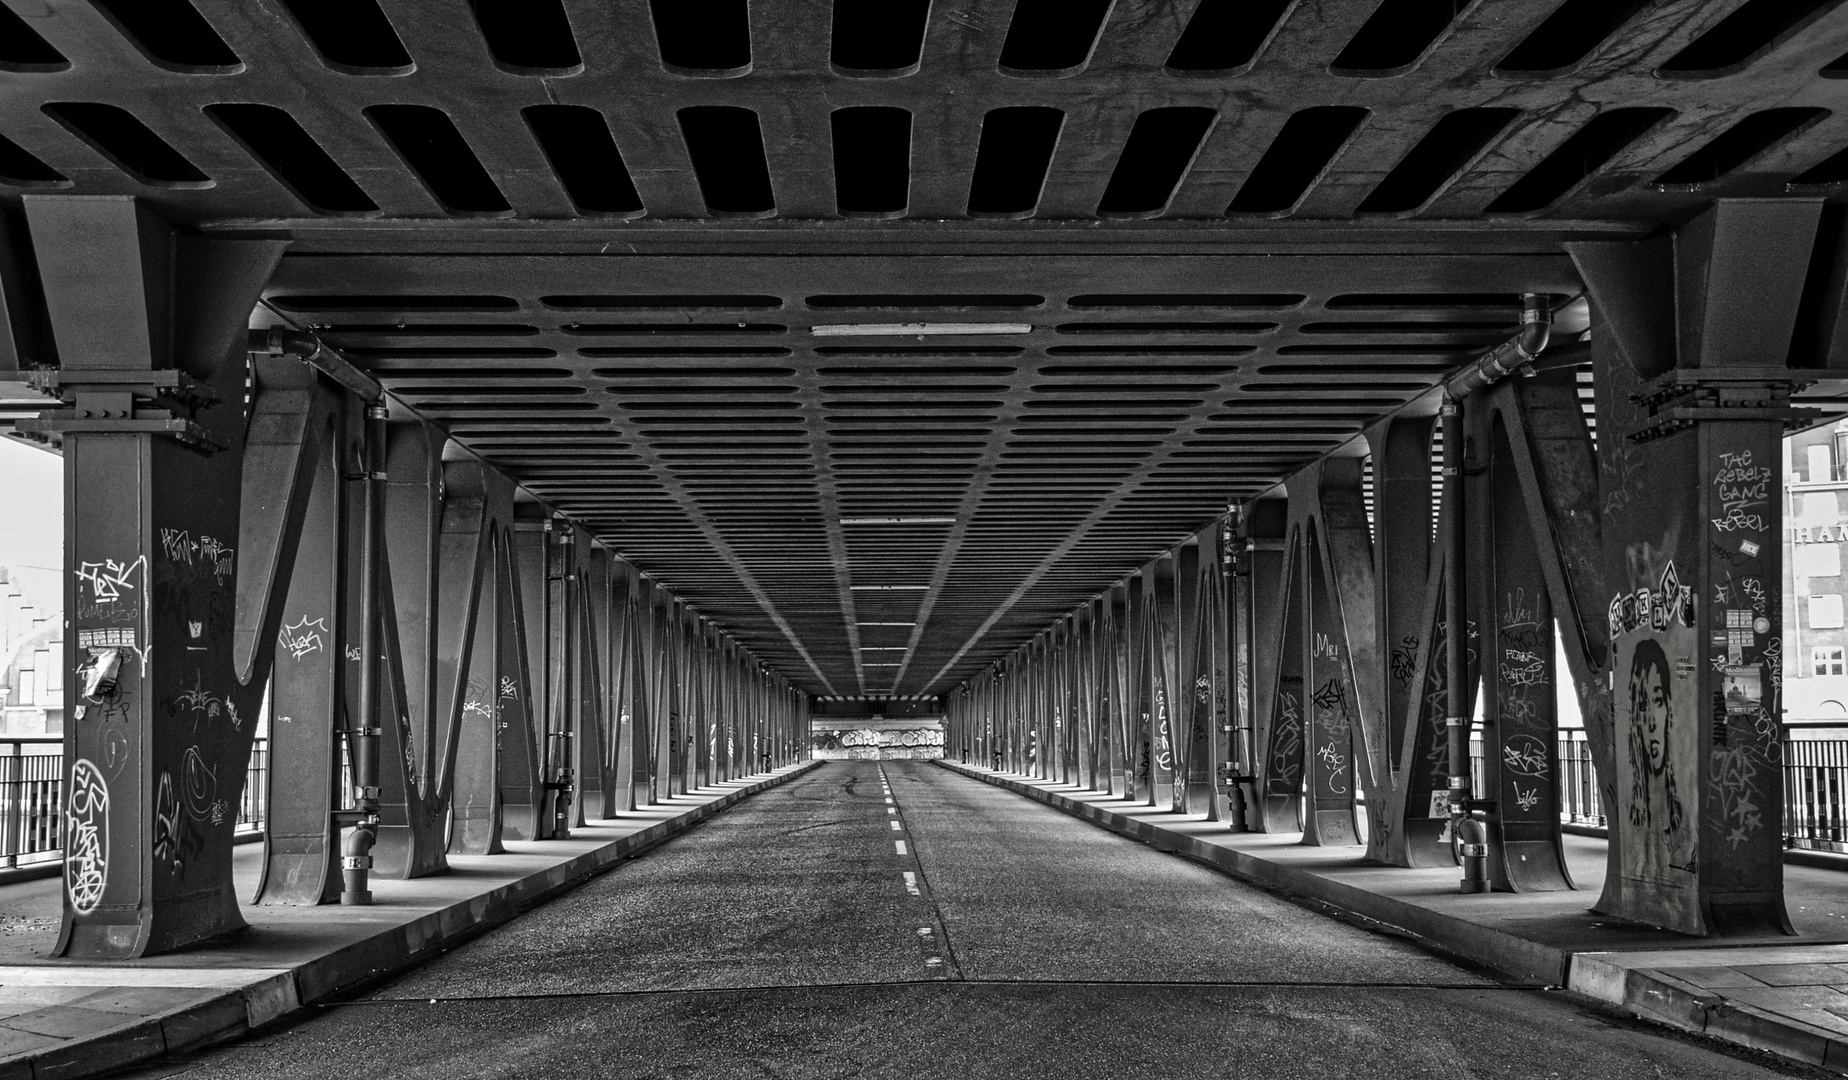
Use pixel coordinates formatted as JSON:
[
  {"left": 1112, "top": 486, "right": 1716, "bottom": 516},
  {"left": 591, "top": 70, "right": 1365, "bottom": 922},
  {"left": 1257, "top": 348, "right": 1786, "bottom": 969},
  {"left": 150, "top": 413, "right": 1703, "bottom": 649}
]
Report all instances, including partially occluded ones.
[
  {"left": 1813, "top": 594, "right": 1846, "bottom": 629},
  {"left": 1803, "top": 543, "right": 1844, "bottom": 578},
  {"left": 1811, "top": 444, "right": 1835, "bottom": 484},
  {"left": 1816, "top": 646, "right": 1846, "bottom": 676},
  {"left": 1803, "top": 445, "right": 1833, "bottom": 484}
]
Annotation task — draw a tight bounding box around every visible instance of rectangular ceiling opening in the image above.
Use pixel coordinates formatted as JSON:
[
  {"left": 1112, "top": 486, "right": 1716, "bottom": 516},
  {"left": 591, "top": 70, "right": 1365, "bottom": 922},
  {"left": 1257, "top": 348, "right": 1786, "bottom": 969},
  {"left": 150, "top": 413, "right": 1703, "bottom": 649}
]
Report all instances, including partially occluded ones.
[
  {"left": 365, "top": 104, "right": 510, "bottom": 214},
  {"left": 206, "top": 103, "right": 377, "bottom": 213},
  {"left": 1164, "top": 0, "right": 1290, "bottom": 74},
  {"left": 1097, "top": 107, "right": 1216, "bottom": 217},
  {"left": 1226, "top": 106, "right": 1367, "bottom": 214},
  {"left": 1792, "top": 146, "right": 1848, "bottom": 187},
  {"left": 831, "top": 0, "right": 929, "bottom": 75},
  {"left": 808, "top": 294, "right": 1042, "bottom": 309},
  {"left": 0, "top": 5, "right": 68, "bottom": 71},
  {"left": 1484, "top": 107, "right": 1672, "bottom": 213},
  {"left": 42, "top": 102, "right": 210, "bottom": 187},
  {"left": 1356, "top": 107, "right": 1518, "bottom": 213},
  {"left": 542, "top": 295, "right": 782, "bottom": 310},
  {"left": 280, "top": 0, "right": 413, "bottom": 73},
  {"left": 1068, "top": 293, "right": 1305, "bottom": 308},
  {"left": 998, "top": 0, "right": 1112, "bottom": 76},
  {"left": 651, "top": 0, "right": 751, "bottom": 75},
  {"left": 271, "top": 295, "right": 519, "bottom": 312},
  {"left": 0, "top": 133, "right": 66, "bottom": 186},
  {"left": 1652, "top": 108, "right": 1827, "bottom": 189},
  {"left": 523, "top": 104, "right": 643, "bottom": 216},
  {"left": 1330, "top": 0, "right": 1468, "bottom": 76},
  {"left": 1494, "top": 0, "right": 1650, "bottom": 76},
  {"left": 1659, "top": 0, "right": 1841, "bottom": 77},
  {"left": 967, "top": 106, "right": 1064, "bottom": 217},
  {"left": 92, "top": 0, "right": 241, "bottom": 73},
  {"left": 678, "top": 106, "right": 775, "bottom": 216},
  {"left": 832, "top": 106, "right": 911, "bottom": 217},
  {"left": 469, "top": 0, "right": 582, "bottom": 75}
]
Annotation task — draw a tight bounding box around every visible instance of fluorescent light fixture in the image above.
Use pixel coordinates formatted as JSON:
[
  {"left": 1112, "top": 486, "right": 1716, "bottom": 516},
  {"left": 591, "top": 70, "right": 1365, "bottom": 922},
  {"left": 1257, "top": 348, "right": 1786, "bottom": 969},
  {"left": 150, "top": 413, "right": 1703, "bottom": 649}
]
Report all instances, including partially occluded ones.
[
  {"left": 839, "top": 516, "right": 957, "bottom": 525},
  {"left": 862, "top": 662, "right": 901, "bottom": 667},
  {"left": 860, "top": 646, "right": 908, "bottom": 651},
  {"left": 812, "top": 322, "right": 1032, "bottom": 337},
  {"left": 850, "top": 584, "right": 930, "bottom": 590},
  {"left": 857, "top": 621, "right": 917, "bottom": 627}
]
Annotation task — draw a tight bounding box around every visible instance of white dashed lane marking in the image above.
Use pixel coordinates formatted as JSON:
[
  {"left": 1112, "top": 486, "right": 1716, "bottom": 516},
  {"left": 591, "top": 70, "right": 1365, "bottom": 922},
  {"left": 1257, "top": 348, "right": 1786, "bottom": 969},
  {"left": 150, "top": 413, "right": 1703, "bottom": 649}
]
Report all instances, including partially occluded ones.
[{"left": 879, "top": 766, "right": 959, "bottom": 978}]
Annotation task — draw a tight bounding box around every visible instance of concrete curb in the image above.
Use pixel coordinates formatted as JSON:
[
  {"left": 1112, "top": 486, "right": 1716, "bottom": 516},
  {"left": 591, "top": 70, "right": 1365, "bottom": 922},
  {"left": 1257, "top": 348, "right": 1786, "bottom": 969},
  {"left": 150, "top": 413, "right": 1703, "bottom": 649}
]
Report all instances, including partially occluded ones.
[
  {"left": 940, "top": 762, "right": 1848, "bottom": 1075},
  {"left": 1569, "top": 955, "right": 1848, "bottom": 1072},
  {"left": 6, "top": 760, "right": 823, "bottom": 1080}
]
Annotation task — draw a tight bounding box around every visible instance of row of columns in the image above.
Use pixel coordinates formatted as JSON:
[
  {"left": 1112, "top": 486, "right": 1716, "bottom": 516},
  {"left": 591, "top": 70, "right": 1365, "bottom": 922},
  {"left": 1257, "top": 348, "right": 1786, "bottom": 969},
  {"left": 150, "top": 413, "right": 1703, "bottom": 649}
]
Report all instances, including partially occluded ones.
[
  {"left": 8, "top": 196, "right": 807, "bottom": 958},
  {"left": 951, "top": 198, "right": 1826, "bottom": 938},
  {"left": 947, "top": 524, "right": 1233, "bottom": 822}
]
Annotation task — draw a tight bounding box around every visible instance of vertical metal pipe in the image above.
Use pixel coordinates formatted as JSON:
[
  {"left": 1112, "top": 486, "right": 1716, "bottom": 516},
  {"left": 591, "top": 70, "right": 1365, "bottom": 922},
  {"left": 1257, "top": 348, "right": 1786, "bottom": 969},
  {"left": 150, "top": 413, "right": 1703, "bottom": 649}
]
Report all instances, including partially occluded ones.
[
  {"left": 546, "top": 522, "right": 574, "bottom": 837},
  {"left": 342, "top": 403, "right": 387, "bottom": 906},
  {"left": 1442, "top": 400, "right": 1468, "bottom": 816},
  {"left": 1442, "top": 399, "right": 1490, "bottom": 893}
]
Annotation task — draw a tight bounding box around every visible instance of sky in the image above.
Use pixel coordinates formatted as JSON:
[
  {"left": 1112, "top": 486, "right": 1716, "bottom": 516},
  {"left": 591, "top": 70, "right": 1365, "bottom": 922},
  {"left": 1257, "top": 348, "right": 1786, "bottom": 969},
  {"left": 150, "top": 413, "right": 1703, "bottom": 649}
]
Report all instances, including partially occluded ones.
[{"left": 0, "top": 436, "right": 62, "bottom": 615}]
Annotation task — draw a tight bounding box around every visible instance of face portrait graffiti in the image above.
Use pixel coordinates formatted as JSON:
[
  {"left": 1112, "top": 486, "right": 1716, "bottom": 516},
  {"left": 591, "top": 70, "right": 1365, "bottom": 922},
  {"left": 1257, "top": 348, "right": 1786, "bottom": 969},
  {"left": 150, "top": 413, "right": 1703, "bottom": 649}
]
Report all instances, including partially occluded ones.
[{"left": 1626, "top": 638, "right": 1685, "bottom": 840}]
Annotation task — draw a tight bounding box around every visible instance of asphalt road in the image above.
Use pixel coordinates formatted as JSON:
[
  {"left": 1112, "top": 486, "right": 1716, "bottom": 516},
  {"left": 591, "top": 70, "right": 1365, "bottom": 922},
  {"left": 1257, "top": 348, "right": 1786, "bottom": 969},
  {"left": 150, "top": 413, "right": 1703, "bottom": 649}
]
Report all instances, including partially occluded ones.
[{"left": 123, "top": 761, "right": 1815, "bottom": 1080}]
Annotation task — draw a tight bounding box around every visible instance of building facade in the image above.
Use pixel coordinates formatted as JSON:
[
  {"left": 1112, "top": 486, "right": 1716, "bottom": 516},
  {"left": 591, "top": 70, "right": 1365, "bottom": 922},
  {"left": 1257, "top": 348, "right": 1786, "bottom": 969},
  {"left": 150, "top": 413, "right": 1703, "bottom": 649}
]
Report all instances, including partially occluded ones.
[
  {"left": 1783, "top": 421, "right": 1848, "bottom": 730},
  {"left": 0, "top": 568, "right": 60, "bottom": 737}
]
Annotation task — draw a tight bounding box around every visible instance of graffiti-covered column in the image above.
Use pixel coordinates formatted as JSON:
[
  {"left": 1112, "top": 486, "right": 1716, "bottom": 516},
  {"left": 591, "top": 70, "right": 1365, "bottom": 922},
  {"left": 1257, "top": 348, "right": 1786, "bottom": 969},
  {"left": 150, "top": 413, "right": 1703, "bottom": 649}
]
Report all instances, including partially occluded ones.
[
  {"left": 21, "top": 198, "right": 286, "bottom": 956},
  {"left": 1256, "top": 509, "right": 1307, "bottom": 832},
  {"left": 1470, "top": 400, "right": 1572, "bottom": 891},
  {"left": 1577, "top": 200, "right": 1818, "bottom": 935},
  {"left": 1148, "top": 557, "right": 1179, "bottom": 808},
  {"left": 1243, "top": 498, "right": 1295, "bottom": 832}
]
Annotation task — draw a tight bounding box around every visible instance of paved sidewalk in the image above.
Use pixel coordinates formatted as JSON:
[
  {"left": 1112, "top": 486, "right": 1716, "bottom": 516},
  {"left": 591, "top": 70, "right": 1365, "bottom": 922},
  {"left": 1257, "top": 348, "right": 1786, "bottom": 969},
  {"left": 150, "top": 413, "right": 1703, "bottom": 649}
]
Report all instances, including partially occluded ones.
[
  {"left": 0, "top": 761, "right": 820, "bottom": 1080},
  {"left": 940, "top": 761, "right": 1848, "bottom": 1075}
]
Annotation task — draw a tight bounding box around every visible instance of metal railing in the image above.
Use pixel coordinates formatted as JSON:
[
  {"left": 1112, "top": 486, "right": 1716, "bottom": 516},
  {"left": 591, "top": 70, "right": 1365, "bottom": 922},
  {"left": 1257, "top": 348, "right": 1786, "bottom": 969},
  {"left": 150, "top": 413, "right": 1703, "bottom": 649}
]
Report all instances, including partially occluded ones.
[
  {"left": 1467, "top": 729, "right": 1609, "bottom": 828},
  {"left": 0, "top": 739, "right": 62, "bottom": 867},
  {"left": 1785, "top": 738, "right": 1848, "bottom": 852},
  {"left": 1, "top": 731, "right": 1845, "bottom": 861},
  {"left": 1557, "top": 730, "right": 1605, "bottom": 827},
  {"left": 0, "top": 736, "right": 269, "bottom": 869}
]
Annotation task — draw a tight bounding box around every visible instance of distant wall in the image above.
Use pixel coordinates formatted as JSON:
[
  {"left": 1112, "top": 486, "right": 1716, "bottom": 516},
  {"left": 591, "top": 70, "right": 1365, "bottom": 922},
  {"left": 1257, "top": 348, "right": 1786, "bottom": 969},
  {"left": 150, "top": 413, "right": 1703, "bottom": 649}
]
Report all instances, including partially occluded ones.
[{"left": 810, "top": 716, "right": 946, "bottom": 760}]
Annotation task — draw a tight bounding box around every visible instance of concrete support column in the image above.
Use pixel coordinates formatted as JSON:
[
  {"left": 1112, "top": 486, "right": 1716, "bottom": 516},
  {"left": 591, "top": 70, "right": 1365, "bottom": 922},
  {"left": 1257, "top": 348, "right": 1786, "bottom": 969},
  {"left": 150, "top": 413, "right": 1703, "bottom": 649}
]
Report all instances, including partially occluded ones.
[
  {"left": 1573, "top": 199, "right": 1821, "bottom": 934},
  {"left": 24, "top": 198, "right": 285, "bottom": 957}
]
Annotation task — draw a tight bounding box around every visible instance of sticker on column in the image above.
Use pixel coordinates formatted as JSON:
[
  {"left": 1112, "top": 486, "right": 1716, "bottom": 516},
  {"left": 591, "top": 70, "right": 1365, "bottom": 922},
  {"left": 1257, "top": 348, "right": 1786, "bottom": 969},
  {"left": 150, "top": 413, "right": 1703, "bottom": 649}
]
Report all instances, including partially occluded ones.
[
  {"left": 1722, "top": 667, "right": 1762, "bottom": 715},
  {"left": 1427, "top": 790, "right": 1450, "bottom": 819}
]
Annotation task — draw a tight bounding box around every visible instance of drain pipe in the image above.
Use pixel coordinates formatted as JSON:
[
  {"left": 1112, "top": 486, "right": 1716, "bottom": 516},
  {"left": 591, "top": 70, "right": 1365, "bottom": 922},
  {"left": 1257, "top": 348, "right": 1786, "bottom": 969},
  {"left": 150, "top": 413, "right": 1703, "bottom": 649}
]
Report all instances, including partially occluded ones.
[
  {"left": 1442, "top": 294, "right": 1551, "bottom": 895},
  {"left": 256, "top": 330, "right": 387, "bottom": 902},
  {"left": 254, "top": 328, "right": 384, "bottom": 404},
  {"left": 343, "top": 403, "right": 389, "bottom": 905}
]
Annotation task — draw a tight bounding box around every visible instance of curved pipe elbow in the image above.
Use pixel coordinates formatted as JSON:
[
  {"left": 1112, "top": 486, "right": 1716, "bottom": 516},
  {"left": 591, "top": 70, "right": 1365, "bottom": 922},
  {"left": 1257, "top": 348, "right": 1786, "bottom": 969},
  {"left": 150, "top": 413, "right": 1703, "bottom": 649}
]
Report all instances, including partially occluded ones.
[
  {"left": 1443, "top": 293, "right": 1553, "bottom": 401},
  {"left": 251, "top": 327, "right": 320, "bottom": 360},
  {"left": 343, "top": 819, "right": 378, "bottom": 858},
  {"left": 1516, "top": 297, "right": 1553, "bottom": 360}
]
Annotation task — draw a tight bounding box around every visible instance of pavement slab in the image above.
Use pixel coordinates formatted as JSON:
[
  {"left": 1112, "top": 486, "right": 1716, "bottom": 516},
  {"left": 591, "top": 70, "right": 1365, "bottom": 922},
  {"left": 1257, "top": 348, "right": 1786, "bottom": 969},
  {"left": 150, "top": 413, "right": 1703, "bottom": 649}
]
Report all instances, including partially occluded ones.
[
  {"left": 943, "top": 761, "right": 1848, "bottom": 1076},
  {"left": 0, "top": 763, "right": 818, "bottom": 1079}
]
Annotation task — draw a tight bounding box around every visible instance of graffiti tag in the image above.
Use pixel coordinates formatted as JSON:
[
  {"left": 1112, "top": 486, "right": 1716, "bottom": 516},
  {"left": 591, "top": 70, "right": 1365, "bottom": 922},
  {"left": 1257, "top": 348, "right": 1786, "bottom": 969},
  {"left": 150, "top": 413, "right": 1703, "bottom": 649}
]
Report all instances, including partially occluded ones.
[
  {"left": 1607, "top": 560, "right": 1696, "bottom": 639},
  {"left": 67, "top": 761, "right": 109, "bottom": 913},
  {"left": 278, "top": 616, "right": 328, "bottom": 660}
]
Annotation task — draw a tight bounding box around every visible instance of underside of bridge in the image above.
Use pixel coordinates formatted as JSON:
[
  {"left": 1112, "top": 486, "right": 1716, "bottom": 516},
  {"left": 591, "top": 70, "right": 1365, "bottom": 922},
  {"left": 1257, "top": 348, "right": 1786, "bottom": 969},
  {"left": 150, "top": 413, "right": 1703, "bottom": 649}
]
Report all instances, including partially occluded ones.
[{"left": 2, "top": 0, "right": 1847, "bottom": 960}]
